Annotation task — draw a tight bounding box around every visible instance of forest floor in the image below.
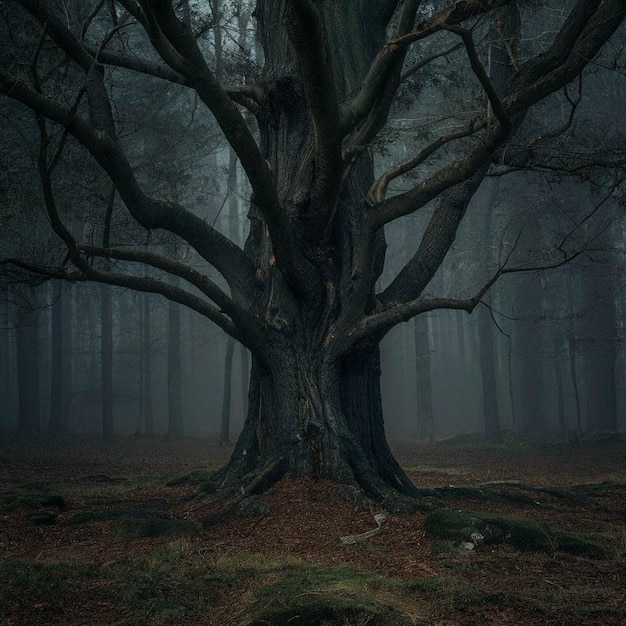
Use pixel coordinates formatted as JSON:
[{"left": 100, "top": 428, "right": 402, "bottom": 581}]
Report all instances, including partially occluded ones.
[{"left": 1, "top": 434, "right": 625, "bottom": 625}]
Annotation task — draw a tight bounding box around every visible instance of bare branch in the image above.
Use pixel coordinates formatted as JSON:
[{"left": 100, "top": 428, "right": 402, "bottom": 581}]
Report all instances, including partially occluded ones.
[
  {"left": 368, "top": 0, "right": 626, "bottom": 230},
  {"left": 368, "top": 117, "right": 487, "bottom": 204},
  {"left": 67, "top": 263, "right": 245, "bottom": 344},
  {"left": 378, "top": 166, "right": 489, "bottom": 305},
  {"left": 337, "top": 232, "right": 519, "bottom": 354},
  {"left": 444, "top": 25, "right": 511, "bottom": 134},
  {"left": 370, "top": 122, "right": 506, "bottom": 229},
  {"left": 340, "top": 0, "right": 513, "bottom": 132},
  {"left": 84, "top": 44, "right": 190, "bottom": 83},
  {"left": 400, "top": 42, "right": 463, "bottom": 82},
  {"left": 77, "top": 244, "right": 237, "bottom": 313},
  {"left": 33, "top": 118, "right": 250, "bottom": 346},
  {"left": 0, "top": 65, "right": 258, "bottom": 297},
  {"left": 129, "top": 0, "right": 312, "bottom": 296},
  {"left": 341, "top": 0, "right": 420, "bottom": 163},
  {"left": 505, "top": 0, "right": 626, "bottom": 117}
]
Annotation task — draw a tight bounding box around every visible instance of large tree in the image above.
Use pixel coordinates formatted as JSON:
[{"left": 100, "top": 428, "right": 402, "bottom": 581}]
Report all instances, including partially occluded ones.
[{"left": 1, "top": 0, "right": 624, "bottom": 506}]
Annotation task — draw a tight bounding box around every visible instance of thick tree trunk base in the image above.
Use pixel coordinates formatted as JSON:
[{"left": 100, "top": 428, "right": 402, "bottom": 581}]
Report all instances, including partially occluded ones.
[{"left": 205, "top": 342, "right": 426, "bottom": 518}]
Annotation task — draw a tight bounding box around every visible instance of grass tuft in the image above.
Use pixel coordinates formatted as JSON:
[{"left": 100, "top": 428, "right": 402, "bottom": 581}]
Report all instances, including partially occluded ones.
[{"left": 234, "top": 558, "right": 419, "bottom": 626}]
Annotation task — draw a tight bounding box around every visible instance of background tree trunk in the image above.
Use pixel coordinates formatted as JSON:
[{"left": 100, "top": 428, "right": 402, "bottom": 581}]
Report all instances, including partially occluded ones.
[
  {"left": 220, "top": 337, "right": 235, "bottom": 446},
  {"left": 479, "top": 302, "right": 502, "bottom": 443},
  {"left": 139, "top": 290, "right": 154, "bottom": 436},
  {"left": 16, "top": 285, "right": 40, "bottom": 434},
  {"left": 582, "top": 258, "right": 618, "bottom": 432},
  {"left": 414, "top": 314, "right": 435, "bottom": 442},
  {"left": 49, "top": 281, "right": 72, "bottom": 434},
  {"left": 167, "top": 279, "right": 183, "bottom": 440},
  {"left": 100, "top": 283, "right": 114, "bottom": 440}
]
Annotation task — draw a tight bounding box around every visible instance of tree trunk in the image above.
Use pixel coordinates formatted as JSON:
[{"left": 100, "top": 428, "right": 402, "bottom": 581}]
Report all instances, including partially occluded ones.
[
  {"left": 240, "top": 344, "right": 250, "bottom": 418},
  {"left": 139, "top": 290, "right": 154, "bottom": 436},
  {"left": 512, "top": 268, "right": 546, "bottom": 434},
  {"left": 212, "top": 1, "right": 421, "bottom": 506},
  {"left": 101, "top": 283, "right": 114, "bottom": 440},
  {"left": 479, "top": 303, "right": 501, "bottom": 443},
  {"left": 16, "top": 285, "right": 40, "bottom": 434},
  {"left": 516, "top": 327, "right": 545, "bottom": 433},
  {"left": 583, "top": 269, "right": 617, "bottom": 432},
  {"left": 220, "top": 337, "right": 235, "bottom": 446},
  {"left": 568, "top": 337, "right": 582, "bottom": 436},
  {"left": 553, "top": 338, "right": 573, "bottom": 444},
  {"left": 414, "top": 314, "right": 435, "bottom": 442},
  {"left": 215, "top": 336, "right": 419, "bottom": 505},
  {"left": 49, "top": 281, "right": 63, "bottom": 433},
  {"left": 219, "top": 145, "right": 240, "bottom": 446},
  {"left": 50, "top": 281, "right": 72, "bottom": 434},
  {"left": 167, "top": 284, "right": 184, "bottom": 440},
  {"left": 0, "top": 291, "right": 15, "bottom": 431},
  {"left": 475, "top": 171, "right": 501, "bottom": 442},
  {"left": 101, "top": 188, "right": 115, "bottom": 440}
]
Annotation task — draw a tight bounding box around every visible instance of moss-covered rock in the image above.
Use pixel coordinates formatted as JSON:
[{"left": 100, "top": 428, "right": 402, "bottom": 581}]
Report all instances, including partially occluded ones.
[{"left": 424, "top": 508, "right": 613, "bottom": 557}]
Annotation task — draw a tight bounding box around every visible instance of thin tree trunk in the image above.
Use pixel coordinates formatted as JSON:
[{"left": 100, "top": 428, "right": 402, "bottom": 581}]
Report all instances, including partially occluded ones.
[
  {"left": 506, "top": 333, "right": 516, "bottom": 434},
  {"left": 414, "top": 314, "right": 435, "bottom": 441},
  {"left": 220, "top": 337, "right": 235, "bottom": 445},
  {"left": 101, "top": 283, "right": 114, "bottom": 439},
  {"left": 49, "top": 281, "right": 63, "bottom": 433},
  {"left": 568, "top": 337, "right": 582, "bottom": 437},
  {"left": 583, "top": 270, "right": 618, "bottom": 432},
  {"left": 101, "top": 189, "right": 115, "bottom": 440},
  {"left": 517, "top": 334, "right": 545, "bottom": 433},
  {"left": 50, "top": 281, "right": 72, "bottom": 434},
  {"left": 16, "top": 285, "right": 40, "bottom": 434},
  {"left": 167, "top": 278, "right": 183, "bottom": 440},
  {"left": 138, "top": 289, "right": 154, "bottom": 436},
  {"left": 553, "top": 338, "right": 573, "bottom": 444},
  {"left": 240, "top": 344, "right": 250, "bottom": 419},
  {"left": 218, "top": 146, "right": 240, "bottom": 444},
  {"left": 479, "top": 303, "right": 502, "bottom": 443},
  {"left": 0, "top": 292, "right": 14, "bottom": 430}
]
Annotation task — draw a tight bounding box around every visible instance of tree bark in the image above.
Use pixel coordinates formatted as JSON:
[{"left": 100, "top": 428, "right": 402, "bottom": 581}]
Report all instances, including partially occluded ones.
[{"left": 208, "top": 1, "right": 430, "bottom": 505}]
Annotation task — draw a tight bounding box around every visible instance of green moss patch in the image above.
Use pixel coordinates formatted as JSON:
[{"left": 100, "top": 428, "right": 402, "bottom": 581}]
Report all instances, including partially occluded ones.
[{"left": 424, "top": 508, "right": 614, "bottom": 556}]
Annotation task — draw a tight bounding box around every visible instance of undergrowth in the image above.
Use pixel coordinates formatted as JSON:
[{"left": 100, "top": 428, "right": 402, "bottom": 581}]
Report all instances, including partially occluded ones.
[{"left": 3, "top": 541, "right": 624, "bottom": 625}]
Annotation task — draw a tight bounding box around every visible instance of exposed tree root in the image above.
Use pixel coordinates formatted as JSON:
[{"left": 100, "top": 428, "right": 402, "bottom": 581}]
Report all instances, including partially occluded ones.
[
  {"left": 421, "top": 480, "right": 604, "bottom": 512},
  {"left": 477, "top": 481, "right": 603, "bottom": 509}
]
